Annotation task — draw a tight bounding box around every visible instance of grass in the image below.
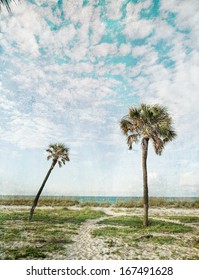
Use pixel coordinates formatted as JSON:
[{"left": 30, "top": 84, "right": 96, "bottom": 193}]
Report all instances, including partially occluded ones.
[
  {"left": 0, "top": 207, "right": 105, "bottom": 224},
  {"left": 92, "top": 215, "right": 193, "bottom": 246},
  {"left": 92, "top": 215, "right": 198, "bottom": 260},
  {"left": 0, "top": 207, "right": 106, "bottom": 260},
  {"left": 0, "top": 197, "right": 80, "bottom": 207},
  {"left": 1, "top": 196, "right": 199, "bottom": 208},
  {"left": 79, "top": 201, "right": 111, "bottom": 207},
  {"left": 96, "top": 216, "right": 193, "bottom": 233},
  {"left": 164, "top": 216, "right": 199, "bottom": 224},
  {"left": 148, "top": 236, "right": 176, "bottom": 245},
  {"left": 114, "top": 197, "right": 199, "bottom": 208},
  {"left": 1, "top": 199, "right": 199, "bottom": 260}
]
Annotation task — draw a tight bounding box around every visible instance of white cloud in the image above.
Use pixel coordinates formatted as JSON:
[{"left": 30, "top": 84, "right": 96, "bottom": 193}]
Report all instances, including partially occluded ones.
[
  {"left": 119, "top": 43, "right": 131, "bottom": 56},
  {"left": 110, "top": 63, "right": 126, "bottom": 75},
  {"left": 106, "top": 0, "right": 123, "bottom": 20},
  {"left": 124, "top": 19, "right": 153, "bottom": 39},
  {"left": 90, "top": 7, "right": 106, "bottom": 45},
  {"left": 93, "top": 42, "right": 117, "bottom": 57},
  {"left": 123, "top": 0, "right": 153, "bottom": 39},
  {"left": 1, "top": 2, "right": 48, "bottom": 57},
  {"left": 62, "top": 0, "right": 82, "bottom": 23},
  {"left": 180, "top": 172, "right": 199, "bottom": 187},
  {"left": 0, "top": 113, "right": 64, "bottom": 149},
  {"left": 131, "top": 45, "right": 149, "bottom": 57}
]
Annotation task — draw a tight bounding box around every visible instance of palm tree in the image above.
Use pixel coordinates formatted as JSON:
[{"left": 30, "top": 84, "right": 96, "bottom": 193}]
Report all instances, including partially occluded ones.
[
  {"left": 0, "top": 0, "right": 19, "bottom": 12},
  {"left": 120, "top": 104, "right": 177, "bottom": 226},
  {"left": 29, "top": 143, "right": 70, "bottom": 221}
]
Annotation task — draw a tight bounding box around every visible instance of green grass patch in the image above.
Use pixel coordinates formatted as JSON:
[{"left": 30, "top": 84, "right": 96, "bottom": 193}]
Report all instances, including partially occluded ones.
[
  {"left": 164, "top": 216, "right": 199, "bottom": 224},
  {"left": 0, "top": 207, "right": 106, "bottom": 260},
  {"left": 97, "top": 216, "right": 193, "bottom": 234},
  {"left": 0, "top": 208, "right": 106, "bottom": 224},
  {"left": 3, "top": 246, "right": 47, "bottom": 260},
  {"left": 149, "top": 236, "right": 176, "bottom": 245}
]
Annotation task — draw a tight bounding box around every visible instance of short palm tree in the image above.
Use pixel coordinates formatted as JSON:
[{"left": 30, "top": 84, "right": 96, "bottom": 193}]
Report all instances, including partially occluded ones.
[
  {"left": 120, "top": 104, "right": 177, "bottom": 226},
  {"left": 29, "top": 143, "right": 70, "bottom": 221}
]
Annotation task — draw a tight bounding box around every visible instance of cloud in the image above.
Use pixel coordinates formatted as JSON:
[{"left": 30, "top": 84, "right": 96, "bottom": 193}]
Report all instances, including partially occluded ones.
[
  {"left": 93, "top": 42, "right": 117, "bottom": 57},
  {"left": 90, "top": 7, "right": 106, "bottom": 45},
  {"left": 0, "top": 0, "right": 199, "bottom": 196},
  {"left": 0, "top": 113, "right": 64, "bottom": 149},
  {"left": 119, "top": 43, "right": 131, "bottom": 56},
  {"left": 180, "top": 172, "right": 199, "bottom": 187},
  {"left": 1, "top": 2, "right": 47, "bottom": 57},
  {"left": 106, "top": 0, "right": 123, "bottom": 20},
  {"left": 123, "top": 19, "right": 154, "bottom": 39}
]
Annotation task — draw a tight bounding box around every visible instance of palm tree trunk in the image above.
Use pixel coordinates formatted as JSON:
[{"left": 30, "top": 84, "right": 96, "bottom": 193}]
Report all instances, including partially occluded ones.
[
  {"left": 142, "top": 137, "right": 149, "bottom": 227},
  {"left": 29, "top": 160, "right": 56, "bottom": 221}
]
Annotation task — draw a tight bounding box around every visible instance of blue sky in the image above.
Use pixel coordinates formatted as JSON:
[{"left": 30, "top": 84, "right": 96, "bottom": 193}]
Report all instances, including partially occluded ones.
[{"left": 0, "top": 0, "right": 198, "bottom": 197}]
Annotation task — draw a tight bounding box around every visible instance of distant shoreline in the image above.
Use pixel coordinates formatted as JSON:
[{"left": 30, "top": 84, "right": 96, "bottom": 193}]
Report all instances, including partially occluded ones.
[
  {"left": 0, "top": 195, "right": 199, "bottom": 202},
  {"left": 0, "top": 195, "right": 199, "bottom": 209}
]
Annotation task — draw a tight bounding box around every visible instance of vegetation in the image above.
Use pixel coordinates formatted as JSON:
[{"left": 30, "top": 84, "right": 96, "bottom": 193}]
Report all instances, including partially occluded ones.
[
  {"left": 0, "top": 197, "right": 79, "bottom": 207},
  {"left": 1, "top": 202, "right": 199, "bottom": 260},
  {"left": 0, "top": 207, "right": 106, "bottom": 260},
  {"left": 79, "top": 201, "right": 111, "bottom": 207},
  {"left": 120, "top": 104, "right": 177, "bottom": 226},
  {"left": 0, "top": 0, "right": 19, "bottom": 12},
  {"left": 29, "top": 143, "right": 70, "bottom": 221},
  {"left": 114, "top": 197, "right": 199, "bottom": 208},
  {"left": 1, "top": 196, "right": 199, "bottom": 208},
  {"left": 164, "top": 216, "right": 199, "bottom": 224},
  {"left": 92, "top": 215, "right": 198, "bottom": 260},
  {"left": 96, "top": 216, "right": 193, "bottom": 233}
]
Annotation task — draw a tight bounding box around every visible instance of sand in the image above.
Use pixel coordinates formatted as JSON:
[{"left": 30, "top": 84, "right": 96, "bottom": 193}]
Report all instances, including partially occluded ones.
[
  {"left": 66, "top": 207, "right": 199, "bottom": 260},
  {"left": 1, "top": 205, "right": 199, "bottom": 260}
]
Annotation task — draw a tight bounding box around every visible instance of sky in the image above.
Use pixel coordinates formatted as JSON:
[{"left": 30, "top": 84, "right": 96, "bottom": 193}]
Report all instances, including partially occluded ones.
[{"left": 0, "top": 0, "right": 199, "bottom": 197}]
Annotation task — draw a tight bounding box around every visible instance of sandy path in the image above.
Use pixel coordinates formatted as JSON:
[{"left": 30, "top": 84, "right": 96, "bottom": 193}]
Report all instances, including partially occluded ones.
[
  {"left": 67, "top": 216, "right": 106, "bottom": 260},
  {"left": 66, "top": 208, "right": 132, "bottom": 260},
  {"left": 66, "top": 207, "right": 199, "bottom": 260}
]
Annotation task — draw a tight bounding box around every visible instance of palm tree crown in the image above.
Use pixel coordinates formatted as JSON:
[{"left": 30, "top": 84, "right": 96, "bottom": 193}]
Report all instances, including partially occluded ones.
[
  {"left": 120, "top": 104, "right": 177, "bottom": 155},
  {"left": 0, "top": 0, "right": 18, "bottom": 12},
  {"left": 46, "top": 143, "right": 70, "bottom": 168}
]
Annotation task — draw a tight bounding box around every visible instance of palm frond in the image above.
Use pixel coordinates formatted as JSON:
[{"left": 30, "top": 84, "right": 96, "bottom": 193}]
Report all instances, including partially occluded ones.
[
  {"left": 46, "top": 149, "right": 53, "bottom": 154},
  {"left": 127, "top": 134, "right": 139, "bottom": 150},
  {"left": 0, "top": 0, "right": 20, "bottom": 13},
  {"left": 0, "top": 0, "right": 11, "bottom": 12},
  {"left": 163, "top": 129, "right": 177, "bottom": 143},
  {"left": 120, "top": 118, "right": 133, "bottom": 135},
  {"left": 152, "top": 136, "right": 165, "bottom": 155},
  {"left": 58, "top": 161, "right": 62, "bottom": 168},
  {"left": 47, "top": 155, "right": 52, "bottom": 161},
  {"left": 129, "top": 106, "right": 141, "bottom": 119},
  {"left": 64, "top": 155, "right": 70, "bottom": 161}
]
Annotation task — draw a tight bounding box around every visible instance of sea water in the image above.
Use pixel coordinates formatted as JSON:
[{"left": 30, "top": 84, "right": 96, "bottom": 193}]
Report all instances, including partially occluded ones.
[{"left": 1, "top": 195, "right": 198, "bottom": 203}]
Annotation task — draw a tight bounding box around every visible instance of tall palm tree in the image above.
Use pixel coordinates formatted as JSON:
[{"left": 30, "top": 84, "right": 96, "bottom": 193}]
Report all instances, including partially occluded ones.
[
  {"left": 29, "top": 143, "right": 70, "bottom": 221},
  {"left": 120, "top": 104, "right": 177, "bottom": 226}
]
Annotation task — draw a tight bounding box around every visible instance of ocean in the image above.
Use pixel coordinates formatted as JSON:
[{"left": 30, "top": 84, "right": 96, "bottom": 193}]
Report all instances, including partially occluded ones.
[{"left": 0, "top": 195, "right": 198, "bottom": 203}]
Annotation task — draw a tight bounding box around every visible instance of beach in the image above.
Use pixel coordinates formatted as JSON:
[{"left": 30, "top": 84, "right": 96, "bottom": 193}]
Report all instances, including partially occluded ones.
[
  {"left": 66, "top": 206, "right": 199, "bottom": 260},
  {"left": 1, "top": 205, "right": 199, "bottom": 260}
]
